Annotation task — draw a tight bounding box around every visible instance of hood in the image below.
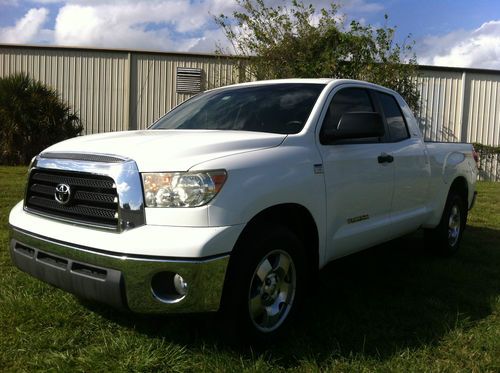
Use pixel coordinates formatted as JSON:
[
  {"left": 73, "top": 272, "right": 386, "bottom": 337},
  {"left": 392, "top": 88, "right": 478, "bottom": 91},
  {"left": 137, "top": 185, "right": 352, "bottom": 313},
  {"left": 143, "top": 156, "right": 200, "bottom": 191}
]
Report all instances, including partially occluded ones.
[{"left": 42, "top": 130, "right": 286, "bottom": 171}]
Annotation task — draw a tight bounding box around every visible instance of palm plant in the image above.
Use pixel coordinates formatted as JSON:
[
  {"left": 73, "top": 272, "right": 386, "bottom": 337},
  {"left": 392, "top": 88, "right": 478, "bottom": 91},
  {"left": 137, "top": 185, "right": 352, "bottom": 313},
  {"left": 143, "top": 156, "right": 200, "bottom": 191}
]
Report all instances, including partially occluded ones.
[{"left": 0, "top": 73, "right": 83, "bottom": 165}]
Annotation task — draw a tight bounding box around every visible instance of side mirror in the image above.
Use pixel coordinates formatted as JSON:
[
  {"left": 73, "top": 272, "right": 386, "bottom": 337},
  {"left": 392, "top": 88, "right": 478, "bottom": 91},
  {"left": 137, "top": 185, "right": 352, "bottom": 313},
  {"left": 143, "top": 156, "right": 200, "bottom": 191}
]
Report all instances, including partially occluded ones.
[{"left": 321, "top": 112, "right": 385, "bottom": 143}]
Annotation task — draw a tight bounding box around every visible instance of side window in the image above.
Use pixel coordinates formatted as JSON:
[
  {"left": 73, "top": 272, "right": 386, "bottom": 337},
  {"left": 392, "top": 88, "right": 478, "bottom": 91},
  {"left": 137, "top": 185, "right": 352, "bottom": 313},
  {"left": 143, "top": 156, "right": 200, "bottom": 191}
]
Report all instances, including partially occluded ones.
[
  {"left": 322, "top": 88, "right": 374, "bottom": 133},
  {"left": 377, "top": 92, "right": 409, "bottom": 142}
]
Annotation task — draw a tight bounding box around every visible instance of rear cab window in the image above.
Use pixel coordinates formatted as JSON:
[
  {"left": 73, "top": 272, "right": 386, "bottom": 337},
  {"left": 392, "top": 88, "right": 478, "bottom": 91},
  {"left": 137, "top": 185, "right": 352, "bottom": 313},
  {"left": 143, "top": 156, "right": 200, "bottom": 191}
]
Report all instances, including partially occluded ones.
[{"left": 376, "top": 92, "right": 410, "bottom": 142}]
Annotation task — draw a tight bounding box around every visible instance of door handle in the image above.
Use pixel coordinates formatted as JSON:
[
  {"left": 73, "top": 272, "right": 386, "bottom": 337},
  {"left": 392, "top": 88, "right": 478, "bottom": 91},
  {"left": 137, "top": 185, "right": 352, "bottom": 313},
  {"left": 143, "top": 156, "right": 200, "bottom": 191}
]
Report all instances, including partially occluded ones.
[{"left": 378, "top": 153, "right": 394, "bottom": 164}]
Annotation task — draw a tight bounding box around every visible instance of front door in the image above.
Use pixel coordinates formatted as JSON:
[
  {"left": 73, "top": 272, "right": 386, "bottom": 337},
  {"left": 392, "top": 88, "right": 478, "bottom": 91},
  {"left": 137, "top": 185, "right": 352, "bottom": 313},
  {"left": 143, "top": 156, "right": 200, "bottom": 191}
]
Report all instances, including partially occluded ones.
[{"left": 317, "top": 86, "right": 395, "bottom": 261}]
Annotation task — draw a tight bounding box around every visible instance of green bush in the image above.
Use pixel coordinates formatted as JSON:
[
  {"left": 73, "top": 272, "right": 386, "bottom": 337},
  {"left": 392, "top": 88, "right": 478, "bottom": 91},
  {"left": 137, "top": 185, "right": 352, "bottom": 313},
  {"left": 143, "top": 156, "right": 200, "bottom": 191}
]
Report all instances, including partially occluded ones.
[
  {"left": 215, "top": 0, "right": 420, "bottom": 111},
  {"left": 473, "top": 142, "right": 500, "bottom": 181},
  {"left": 0, "top": 73, "right": 83, "bottom": 165}
]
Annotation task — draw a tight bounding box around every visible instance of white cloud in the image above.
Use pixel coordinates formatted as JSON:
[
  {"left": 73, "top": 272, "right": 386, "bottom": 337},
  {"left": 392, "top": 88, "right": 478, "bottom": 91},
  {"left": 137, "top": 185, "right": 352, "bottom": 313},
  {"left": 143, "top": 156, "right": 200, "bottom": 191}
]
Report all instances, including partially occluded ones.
[
  {"left": 186, "top": 28, "right": 230, "bottom": 53},
  {"left": 0, "top": 0, "right": 384, "bottom": 53},
  {"left": 50, "top": 0, "right": 238, "bottom": 51},
  {"left": 418, "top": 20, "right": 500, "bottom": 69},
  {"left": 0, "top": 7, "right": 49, "bottom": 43}
]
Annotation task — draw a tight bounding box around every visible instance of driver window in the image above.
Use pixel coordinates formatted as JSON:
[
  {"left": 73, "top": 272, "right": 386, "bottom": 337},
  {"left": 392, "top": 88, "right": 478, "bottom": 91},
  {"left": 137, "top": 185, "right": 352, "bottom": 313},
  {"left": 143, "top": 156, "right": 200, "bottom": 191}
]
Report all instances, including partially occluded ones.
[{"left": 322, "top": 88, "right": 375, "bottom": 133}]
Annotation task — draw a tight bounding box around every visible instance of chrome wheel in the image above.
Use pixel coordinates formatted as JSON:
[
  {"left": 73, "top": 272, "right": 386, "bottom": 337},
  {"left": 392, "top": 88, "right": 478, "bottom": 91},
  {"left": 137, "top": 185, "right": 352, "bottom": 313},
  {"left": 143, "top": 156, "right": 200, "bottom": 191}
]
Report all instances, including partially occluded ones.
[
  {"left": 248, "top": 249, "right": 296, "bottom": 333},
  {"left": 448, "top": 204, "right": 461, "bottom": 247}
]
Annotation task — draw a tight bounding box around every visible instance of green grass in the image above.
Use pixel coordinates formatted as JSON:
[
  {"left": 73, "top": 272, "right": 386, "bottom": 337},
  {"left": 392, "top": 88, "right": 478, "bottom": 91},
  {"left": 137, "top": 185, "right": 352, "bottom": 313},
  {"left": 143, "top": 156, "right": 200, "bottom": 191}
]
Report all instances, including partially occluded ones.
[{"left": 1, "top": 166, "right": 499, "bottom": 372}]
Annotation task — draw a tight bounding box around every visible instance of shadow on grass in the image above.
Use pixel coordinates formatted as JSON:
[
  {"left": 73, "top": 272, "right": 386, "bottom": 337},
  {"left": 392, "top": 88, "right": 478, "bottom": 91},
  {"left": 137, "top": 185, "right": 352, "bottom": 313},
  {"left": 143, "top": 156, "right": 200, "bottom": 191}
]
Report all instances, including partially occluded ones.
[{"left": 82, "top": 225, "right": 500, "bottom": 364}]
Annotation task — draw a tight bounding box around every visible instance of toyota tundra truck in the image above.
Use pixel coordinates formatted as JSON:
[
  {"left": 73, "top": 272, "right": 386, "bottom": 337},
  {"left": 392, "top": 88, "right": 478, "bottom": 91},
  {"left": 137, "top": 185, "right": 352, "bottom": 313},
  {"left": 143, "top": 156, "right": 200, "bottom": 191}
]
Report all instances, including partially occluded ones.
[{"left": 9, "top": 79, "right": 478, "bottom": 338}]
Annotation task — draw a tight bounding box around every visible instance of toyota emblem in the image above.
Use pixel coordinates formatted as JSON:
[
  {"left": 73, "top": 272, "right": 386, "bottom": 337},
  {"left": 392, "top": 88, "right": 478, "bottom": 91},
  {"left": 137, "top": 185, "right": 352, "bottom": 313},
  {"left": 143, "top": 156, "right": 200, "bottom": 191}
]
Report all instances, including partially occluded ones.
[{"left": 54, "top": 183, "right": 71, "bottom": 205}]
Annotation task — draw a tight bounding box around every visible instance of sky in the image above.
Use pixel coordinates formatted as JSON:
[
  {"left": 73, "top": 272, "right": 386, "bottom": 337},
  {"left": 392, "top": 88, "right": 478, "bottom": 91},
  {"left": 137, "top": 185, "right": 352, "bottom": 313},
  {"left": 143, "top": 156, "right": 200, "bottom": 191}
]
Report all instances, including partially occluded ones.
[{"left": 1, "top": 0, "right": 500, "bottom": 70}]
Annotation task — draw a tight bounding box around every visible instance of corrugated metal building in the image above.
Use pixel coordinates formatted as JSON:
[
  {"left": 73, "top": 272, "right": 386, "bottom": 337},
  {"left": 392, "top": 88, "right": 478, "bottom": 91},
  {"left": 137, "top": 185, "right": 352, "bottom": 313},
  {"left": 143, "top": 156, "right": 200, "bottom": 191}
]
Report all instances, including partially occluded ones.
[
  {"left": 415, "top": 67, "right": 500, "bottom": 180},
  {"left": 1, "top": 44, "right": 499, "bottom": 180},
  {"left": 0, "top": 44, "right": 244, "bottom": 134}
]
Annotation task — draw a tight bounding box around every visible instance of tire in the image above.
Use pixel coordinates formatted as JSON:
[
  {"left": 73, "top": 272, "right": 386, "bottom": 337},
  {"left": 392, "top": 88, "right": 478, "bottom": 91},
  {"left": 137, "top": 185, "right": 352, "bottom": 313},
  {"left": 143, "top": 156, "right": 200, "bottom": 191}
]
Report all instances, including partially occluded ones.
[
  {"left": 425, "top": 189, "right": 467, "bottom": 256},
  {"left": 220, "top": 224, "right": 306, "bottom": 341}
]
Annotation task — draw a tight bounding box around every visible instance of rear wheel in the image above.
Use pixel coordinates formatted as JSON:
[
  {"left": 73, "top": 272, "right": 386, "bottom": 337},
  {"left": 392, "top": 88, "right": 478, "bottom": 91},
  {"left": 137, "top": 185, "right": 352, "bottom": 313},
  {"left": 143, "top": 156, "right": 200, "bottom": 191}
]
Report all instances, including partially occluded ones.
[
  {"left": 426, "top": 189, "right": 467, "bottom": 256},
  {"left": 221, "top": 224, "right": 305, "bottom": 340}
]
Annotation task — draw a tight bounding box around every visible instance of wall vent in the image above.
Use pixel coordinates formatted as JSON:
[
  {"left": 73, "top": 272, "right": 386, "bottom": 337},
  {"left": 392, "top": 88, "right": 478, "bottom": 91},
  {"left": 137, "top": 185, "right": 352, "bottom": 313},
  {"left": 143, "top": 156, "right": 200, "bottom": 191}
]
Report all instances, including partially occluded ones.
[{"left": 176, "top": 67, "right": 202, "bottom": 94}]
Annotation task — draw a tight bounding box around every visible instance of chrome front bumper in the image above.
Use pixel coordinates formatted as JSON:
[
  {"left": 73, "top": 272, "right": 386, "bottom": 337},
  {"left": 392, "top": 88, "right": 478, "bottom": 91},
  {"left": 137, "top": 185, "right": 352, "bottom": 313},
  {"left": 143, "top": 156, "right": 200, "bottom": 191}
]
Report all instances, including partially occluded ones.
[{"left": 9, "top": 226, "right": 229, "bottom": 313}]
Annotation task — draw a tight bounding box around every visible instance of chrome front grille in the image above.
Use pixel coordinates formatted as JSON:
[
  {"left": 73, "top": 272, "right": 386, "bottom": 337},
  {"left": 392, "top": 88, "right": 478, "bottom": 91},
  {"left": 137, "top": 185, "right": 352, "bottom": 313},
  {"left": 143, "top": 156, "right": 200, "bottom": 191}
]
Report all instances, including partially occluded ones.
[
  {"left": 25, "top": 169, "right": 119, "bottom": 229},
  {"left": 25, "top": 154, "right": 146, "bottom": 232}
]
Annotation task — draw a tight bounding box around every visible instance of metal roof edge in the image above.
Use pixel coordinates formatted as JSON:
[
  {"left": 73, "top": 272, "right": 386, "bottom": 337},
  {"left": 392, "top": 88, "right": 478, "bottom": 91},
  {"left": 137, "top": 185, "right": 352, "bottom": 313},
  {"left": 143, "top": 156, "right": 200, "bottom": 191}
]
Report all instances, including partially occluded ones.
[
  {"left": 418, "top": 64, "right": 500, "bottom": 75},
  {"left": 0, "top": 43, "right": 244, "bottom": 60}
]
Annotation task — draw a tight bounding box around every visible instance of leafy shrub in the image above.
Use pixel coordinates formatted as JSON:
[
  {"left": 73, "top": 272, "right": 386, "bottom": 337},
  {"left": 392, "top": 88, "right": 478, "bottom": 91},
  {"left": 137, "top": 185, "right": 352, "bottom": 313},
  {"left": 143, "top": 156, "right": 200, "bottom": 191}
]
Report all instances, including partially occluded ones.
[
  {"left": 0, "top": 73, "right": 83, "bottom": 165},
  {"left": 473, "top": 142, "right": 500, "bottom": 181},
  {"left": 216, "top": 0, "right": 420, "bottom": 111}
]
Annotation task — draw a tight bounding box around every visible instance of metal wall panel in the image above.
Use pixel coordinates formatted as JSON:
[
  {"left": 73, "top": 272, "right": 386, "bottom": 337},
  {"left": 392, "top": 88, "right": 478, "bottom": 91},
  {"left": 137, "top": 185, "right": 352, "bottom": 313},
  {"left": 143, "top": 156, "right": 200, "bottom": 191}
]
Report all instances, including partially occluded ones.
[
  {"left": 465, "top": 73, "right": 500, "bottom": 146},
  {"left": 465, "top": 73, "right": 500, "bottom": 180},
  {"left": 0, "top": 46, "right": 130, "bottom": 135},
  {"left": 415, "top": 68, "right": 500, "bottom": 180},
  {"left": 415, "top": 69, "right": 464, "bottom": 142},
  {"left": 132, "top": 54, "right": 242, "bottom": 130}
]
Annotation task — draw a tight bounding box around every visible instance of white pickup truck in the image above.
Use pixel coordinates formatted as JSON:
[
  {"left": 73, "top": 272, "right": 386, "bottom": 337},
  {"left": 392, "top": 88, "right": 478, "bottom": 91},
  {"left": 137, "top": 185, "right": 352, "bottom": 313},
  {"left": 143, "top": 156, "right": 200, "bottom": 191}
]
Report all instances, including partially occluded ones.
[{"left": 9, "top": 79, "right": 478, "bottom": 338}]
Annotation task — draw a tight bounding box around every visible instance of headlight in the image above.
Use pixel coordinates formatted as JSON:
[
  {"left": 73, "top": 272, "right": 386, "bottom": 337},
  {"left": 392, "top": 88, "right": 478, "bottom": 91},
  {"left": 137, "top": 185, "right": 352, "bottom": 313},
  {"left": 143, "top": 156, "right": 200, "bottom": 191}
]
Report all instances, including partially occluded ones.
[{"left": 142, "top": 170, "right": 227, "bottom": 207}]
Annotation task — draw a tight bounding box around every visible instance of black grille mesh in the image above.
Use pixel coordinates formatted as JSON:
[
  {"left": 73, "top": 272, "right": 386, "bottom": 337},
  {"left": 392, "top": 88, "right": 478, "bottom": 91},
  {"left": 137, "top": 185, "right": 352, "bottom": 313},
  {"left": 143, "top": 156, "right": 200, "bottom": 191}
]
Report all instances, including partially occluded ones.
[{"left": 25, "top": 169, "right": 118, "bottom": 228}]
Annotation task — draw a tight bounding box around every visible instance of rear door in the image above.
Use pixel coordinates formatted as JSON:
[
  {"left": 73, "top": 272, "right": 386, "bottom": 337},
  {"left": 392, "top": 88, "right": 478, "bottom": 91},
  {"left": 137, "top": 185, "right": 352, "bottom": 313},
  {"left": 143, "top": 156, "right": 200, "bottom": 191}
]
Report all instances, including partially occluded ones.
[
  {"left": 373, "top": 91, "right": 431, "bottom": 233},
  {"left": 317, "top": 86, "right": 395, "bottom": 261}
]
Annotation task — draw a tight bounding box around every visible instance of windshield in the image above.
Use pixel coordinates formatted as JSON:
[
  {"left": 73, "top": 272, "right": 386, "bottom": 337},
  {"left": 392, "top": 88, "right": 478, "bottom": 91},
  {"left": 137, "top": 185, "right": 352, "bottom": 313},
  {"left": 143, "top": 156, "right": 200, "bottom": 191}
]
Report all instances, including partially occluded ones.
[{"left": 150, "top": 83, "right": 325, "bottom": 134}]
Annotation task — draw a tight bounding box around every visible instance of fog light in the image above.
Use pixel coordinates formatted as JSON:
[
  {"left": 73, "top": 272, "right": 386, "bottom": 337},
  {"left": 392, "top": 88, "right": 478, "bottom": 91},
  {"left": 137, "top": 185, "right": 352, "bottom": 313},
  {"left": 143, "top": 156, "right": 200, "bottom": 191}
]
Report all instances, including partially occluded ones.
[
  {"left": 173, "top": 274, "right": 188, "bottom": 295},
  {"left": 151, "top": 271, "right": 188, "bottom": 304}
]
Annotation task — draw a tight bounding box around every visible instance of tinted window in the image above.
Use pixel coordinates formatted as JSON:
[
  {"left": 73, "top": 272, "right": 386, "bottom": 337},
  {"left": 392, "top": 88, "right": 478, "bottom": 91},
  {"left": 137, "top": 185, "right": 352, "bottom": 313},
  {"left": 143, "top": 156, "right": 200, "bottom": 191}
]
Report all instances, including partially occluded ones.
[
  {"left": 151, "top": 83, "right": 325, "bottom": 134},
  {"left": 377, "top": 92, "right": 409, "bottom": 141},
  {"left": 322, "top": 88, "right": 374, "bottom": 132}
]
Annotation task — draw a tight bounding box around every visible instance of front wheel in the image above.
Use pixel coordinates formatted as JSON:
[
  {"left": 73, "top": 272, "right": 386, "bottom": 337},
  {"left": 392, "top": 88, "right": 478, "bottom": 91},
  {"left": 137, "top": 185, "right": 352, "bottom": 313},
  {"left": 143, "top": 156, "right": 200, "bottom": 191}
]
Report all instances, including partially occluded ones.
[
  {"left": 248, "top": 249, "right": 296, "bottom": 333},
  {"left": 221, "top": 224, "right": 305, "bottom": 340},
  {"left": 426, "top": 189, "right": 467, "bottom": 256}
]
